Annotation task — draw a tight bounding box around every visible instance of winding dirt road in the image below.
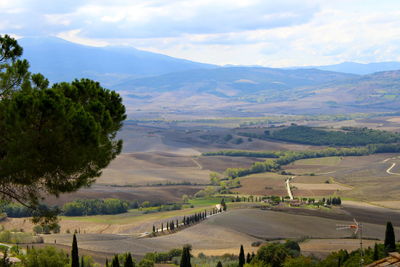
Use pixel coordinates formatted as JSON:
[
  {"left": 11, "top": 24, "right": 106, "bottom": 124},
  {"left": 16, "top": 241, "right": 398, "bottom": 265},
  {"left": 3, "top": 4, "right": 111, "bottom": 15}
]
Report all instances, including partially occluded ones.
[{"left": 386, "top": 163, "right": 400, "bottom": 175}]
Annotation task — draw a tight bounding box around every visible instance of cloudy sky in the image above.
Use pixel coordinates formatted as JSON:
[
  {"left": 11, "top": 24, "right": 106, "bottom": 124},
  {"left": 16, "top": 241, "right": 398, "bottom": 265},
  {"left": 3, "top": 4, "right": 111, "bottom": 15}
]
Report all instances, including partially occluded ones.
[{"left": 1, "top": 0, "right": 399, "bottom": 67}]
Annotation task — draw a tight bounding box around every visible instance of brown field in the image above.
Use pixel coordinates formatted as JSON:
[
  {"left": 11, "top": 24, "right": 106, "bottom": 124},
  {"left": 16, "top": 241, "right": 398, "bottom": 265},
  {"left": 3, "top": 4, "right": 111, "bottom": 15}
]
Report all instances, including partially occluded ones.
[
  {"left": 300, "top": 239, "right": 381, "bottom": 258},
  {"left": 233, "top": 173, "right": 288, "bottom": 196},
  {"left": 291, "top": 182, "right": 351, "bottom": 197},
  {"left": 370, "top": 201, "right": 400, "bottom": 210},
  {"left": 43, "top": 184, "right": 204, "bottom": 206},
  {"left": 195, "top": 156, "right": 264, "bottom": 173},
  {"left": 97, "top": 153, "right": 210, "bottom": 185}
]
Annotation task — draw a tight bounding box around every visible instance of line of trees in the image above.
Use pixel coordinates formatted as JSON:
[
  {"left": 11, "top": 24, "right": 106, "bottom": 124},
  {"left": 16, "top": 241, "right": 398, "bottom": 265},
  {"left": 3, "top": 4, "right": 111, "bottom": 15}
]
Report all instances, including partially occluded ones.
[
  {"left": 152, "top": 204, "right": 226, "bottom": 236},
  {"left": 239, "top": 125, "right": 400, "bottom": 146},
  {"left": 62, "top": 199, "right": 128, "bottom": 216},
  {"left": 203, "top": 150, "right": 280, "bottom": 158}
]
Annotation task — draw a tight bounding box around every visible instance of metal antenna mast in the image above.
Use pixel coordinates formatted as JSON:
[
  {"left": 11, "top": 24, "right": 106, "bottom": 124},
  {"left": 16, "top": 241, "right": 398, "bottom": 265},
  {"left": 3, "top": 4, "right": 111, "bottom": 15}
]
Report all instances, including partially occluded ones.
[{"left": 336, "top": 218, "right": 364, "bottom": 267}]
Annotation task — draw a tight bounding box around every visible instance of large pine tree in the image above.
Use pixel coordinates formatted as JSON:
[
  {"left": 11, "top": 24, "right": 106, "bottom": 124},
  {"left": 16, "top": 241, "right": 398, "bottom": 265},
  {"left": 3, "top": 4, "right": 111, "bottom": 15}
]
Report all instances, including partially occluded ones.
[
  {"left": 384, "top": 221, "right": 396, "bottom": 253},
  {"left": 239, "top": 245, "right": 245, "bottom": 267},
  {"left": 71, "top": 234, "right": 79, "bottom": 267}
]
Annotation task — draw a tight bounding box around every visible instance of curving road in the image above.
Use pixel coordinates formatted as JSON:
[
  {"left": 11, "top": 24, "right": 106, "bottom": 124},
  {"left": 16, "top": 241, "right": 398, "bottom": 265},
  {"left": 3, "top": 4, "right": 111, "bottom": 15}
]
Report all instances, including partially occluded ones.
[{"left": 386, "top": 163, "right": 400, "bottom": 175}]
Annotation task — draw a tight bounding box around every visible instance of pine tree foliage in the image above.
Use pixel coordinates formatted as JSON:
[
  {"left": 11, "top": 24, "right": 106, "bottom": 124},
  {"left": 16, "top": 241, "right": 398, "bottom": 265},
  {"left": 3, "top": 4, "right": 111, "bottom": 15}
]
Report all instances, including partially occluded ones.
[{"left": 0, "top": 35, "right": 126, "bottom": 224}]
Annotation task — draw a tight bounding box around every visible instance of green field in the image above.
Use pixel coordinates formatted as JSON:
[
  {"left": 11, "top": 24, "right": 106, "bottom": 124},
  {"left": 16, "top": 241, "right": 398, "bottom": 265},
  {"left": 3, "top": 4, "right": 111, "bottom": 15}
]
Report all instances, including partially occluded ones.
[{"left": 294, "top": 156, "right": 342, "bottom": 166}]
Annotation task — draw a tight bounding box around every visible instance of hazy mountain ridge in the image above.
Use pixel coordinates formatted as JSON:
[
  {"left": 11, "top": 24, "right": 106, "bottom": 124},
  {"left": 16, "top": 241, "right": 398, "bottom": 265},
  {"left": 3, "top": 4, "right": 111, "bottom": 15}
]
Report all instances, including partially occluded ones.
[
  {"left": 304, "top": 70, "right": 400, "bottom": 110},
  {"left": 19, "top": 37, "right": 215, "bottom": 86},
  {"left": 312, "top": 61, "right": 400, "bottom": 75},
  {"left": 117, "top": 67, "right": 357, "bottom": 96},
  {"left": 17, "top": 37, "right": 400, "bottom": 115},
  {"left": 119, "top": 68, "right": 400, "bottom": 116}
]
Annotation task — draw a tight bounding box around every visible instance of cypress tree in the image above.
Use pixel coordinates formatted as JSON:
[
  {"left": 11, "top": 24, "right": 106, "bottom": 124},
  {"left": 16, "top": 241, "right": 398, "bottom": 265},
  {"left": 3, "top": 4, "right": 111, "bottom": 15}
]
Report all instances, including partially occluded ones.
[
  {"left": 112, "top": 255, "right": 120, "bottom": 267},
  {"left": 180, "top": 244, "right": 192, "bottom": 267},
  {"left": 246, "top": 252, "right": 251, "bottom": 263},
  {"left": 71, "top": 234, "right": 79, "bottom": 267},
  {"left": 373, "top": 243, "right": 379, "bottom": 261},
  {"left": 81, "top": 256, "right": 85, "bottom": 267},
  {"left": 221, "top": 199, "right": 227, "bottom": 211},
  {"left": 124, "top": 253, "right": 134, "bottom": 267},
  {"left": 384, "top": 221, "right": 396, "bottom": 253},
  {"left": 106, "top": 259, "right": 109, "bottom": 267},
  {"left": 239, "top": 245, "right": 245, "bottom": 267},
  {"left": 216, "top": 261, "right": 222, "bottom": 267}
]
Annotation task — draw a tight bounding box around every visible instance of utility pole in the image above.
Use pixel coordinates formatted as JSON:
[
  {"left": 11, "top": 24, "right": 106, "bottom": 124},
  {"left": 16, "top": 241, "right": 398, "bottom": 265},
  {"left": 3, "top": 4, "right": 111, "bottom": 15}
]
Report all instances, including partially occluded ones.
[{"left": 336, "top": 218, "right": 363, "bottom": 267}]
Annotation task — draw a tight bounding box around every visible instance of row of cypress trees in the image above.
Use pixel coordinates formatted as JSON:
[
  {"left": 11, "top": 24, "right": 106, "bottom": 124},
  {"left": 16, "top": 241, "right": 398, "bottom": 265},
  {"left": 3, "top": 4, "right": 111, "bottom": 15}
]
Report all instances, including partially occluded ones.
[{"left": 152, "top": 205, "right": 226, "bottom": 235}]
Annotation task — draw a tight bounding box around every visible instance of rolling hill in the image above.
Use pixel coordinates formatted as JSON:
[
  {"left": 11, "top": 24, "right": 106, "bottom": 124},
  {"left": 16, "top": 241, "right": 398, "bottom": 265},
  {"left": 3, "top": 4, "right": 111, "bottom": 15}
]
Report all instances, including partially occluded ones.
[
  {"left": 119, "top": 68, "right": 400, "bottom": 116},
  {"left": 301, "top": 70, "right": 400, "bottom": 111},
  {"left": 117, "top": 66, "right": 356, "bottom": 98}
]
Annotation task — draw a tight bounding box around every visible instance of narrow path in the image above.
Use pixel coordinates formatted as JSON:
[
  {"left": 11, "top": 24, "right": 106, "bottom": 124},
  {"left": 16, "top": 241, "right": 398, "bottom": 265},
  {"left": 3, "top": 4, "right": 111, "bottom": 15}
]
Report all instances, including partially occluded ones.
[
  {"left": 387, "top": 163, "right": 400, "bottom": 175},
  {"left": 317, "top": 171, "right": 336, "bottom": 175},
  {"left": 285, "top": 176, "right": 295, "bottom": 200},
  {"left": 191, "top": 158, "right": 202, "bottom": 169}
]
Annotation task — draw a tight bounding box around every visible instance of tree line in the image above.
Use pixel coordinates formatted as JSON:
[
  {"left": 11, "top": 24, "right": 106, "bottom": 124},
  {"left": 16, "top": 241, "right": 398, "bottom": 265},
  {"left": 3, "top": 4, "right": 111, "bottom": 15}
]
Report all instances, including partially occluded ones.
[
  {"left": 204, "top": 143, "right": 400, "bottom": 179},
  {"left": 240, "top": 125, "right": 400, "bottom": 146}
]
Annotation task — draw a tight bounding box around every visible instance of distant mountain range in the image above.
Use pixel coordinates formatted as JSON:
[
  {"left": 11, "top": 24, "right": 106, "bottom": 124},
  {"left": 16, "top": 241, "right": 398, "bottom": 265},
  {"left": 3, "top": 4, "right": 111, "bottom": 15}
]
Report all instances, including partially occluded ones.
[
  {"left": 294, "top": 61, "right": 400, "bottom": 75},
  {"left": 17, "top": 37, "right": 400, "bottom": 116},
  {"left": 19, "top": 37, "right": 215, "bottom": 86},
  {"left": 117, "top": 66, "right": 356, "bottom": 99}
]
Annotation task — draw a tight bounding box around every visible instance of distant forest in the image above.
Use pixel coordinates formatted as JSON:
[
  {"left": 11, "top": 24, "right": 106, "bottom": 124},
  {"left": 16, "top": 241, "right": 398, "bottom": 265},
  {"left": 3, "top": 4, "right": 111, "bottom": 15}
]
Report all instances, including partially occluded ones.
[{"left": 240, "top": 125, "right": 400, "bottom": 146}]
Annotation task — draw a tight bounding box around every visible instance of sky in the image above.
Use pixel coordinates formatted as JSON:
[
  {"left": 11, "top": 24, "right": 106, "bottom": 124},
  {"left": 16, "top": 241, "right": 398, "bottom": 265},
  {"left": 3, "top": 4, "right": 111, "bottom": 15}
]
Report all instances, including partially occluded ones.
[{"left": 1, "top": 0, "right": 400, "bottom": 67}]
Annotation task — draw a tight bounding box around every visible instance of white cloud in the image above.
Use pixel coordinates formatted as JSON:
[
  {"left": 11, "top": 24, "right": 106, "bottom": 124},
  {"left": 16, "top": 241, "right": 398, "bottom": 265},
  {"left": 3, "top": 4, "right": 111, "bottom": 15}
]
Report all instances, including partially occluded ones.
[{"left": 1, "top": 0, "right": 400, "bottom": 66}]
